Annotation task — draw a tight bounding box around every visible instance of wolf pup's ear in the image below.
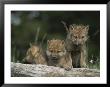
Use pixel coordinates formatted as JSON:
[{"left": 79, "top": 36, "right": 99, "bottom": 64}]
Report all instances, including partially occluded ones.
[
  {"left": 85, "top": 25, "right": 89, "bottom": 35},
  {"left": 85, "top": 25, "right": 89, "bottom": 32},
  {"left": 69, "top": 24, "right": 75, "bottom": 32},
  {"left": 47, "top": 40, "right": 50, "bottom": 45}
]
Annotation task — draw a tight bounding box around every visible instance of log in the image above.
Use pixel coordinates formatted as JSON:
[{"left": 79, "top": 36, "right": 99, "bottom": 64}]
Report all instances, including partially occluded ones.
[{"left": 11, "top": 62, "right": 100, "bottom": 77}]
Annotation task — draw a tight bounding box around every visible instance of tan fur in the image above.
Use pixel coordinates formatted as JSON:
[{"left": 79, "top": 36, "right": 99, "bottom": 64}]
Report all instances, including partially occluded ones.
[
  {"left": 65, "top": 24, "right": 89, "bottom": 68},
  {"left": 46, "top": 39, "right": 72, "bottom": 70},
  {"left": 23, "top": 44, "right": 47, "bottom": 65}
]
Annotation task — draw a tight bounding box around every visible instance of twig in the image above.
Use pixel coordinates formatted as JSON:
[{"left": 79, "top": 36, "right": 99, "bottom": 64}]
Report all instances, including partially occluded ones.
[
  {"left": 61, "top": 21, "right": 69, "bottom": 32},
  {"left": 35, "top": 27, "right": 40, "bottom": 44}
]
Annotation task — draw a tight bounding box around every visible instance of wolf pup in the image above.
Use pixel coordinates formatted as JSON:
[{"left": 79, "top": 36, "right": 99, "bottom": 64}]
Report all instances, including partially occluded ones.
[
  {"left": 62, "top": 22, "right": 89, "bottom": 68},
  {"left": 46, "top": 39, "right": 73, "bottom": 70},
  {"left": 23, "top": 43, "right": 47, "bottom": 65}
]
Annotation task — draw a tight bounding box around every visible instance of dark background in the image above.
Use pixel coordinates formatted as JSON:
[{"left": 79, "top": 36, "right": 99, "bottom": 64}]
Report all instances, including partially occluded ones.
[{"left": 11, "top": 11, "right": 100, "bottom": 69}]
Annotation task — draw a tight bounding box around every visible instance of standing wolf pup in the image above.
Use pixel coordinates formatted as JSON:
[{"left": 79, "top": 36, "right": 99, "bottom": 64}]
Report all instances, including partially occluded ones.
[
  {"left": 46, "top": 39, "right": 73, "bottom": 70},
  {"left": 62, "top": 22, "right": 89, "bottom": 68}
]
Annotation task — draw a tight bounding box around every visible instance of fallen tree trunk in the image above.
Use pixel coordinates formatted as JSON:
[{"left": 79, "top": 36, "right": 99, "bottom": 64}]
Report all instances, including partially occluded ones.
[{"left": 11, "top": 62, "right": 100, "bottom": 77}]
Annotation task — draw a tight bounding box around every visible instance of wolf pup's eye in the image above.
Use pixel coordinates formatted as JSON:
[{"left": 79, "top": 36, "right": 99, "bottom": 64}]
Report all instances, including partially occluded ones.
[
  {"left": 50, "top": 50, "right": 53, "bottom": 52},
  {"left": 82, "top": 36, "right": 84, "bottom": 38},
  {"left": 58, "top": 50, "right": 61, "bottom": 53},
  {"left": 74, "top": 35, "right": 77, "bottom": 38}
]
